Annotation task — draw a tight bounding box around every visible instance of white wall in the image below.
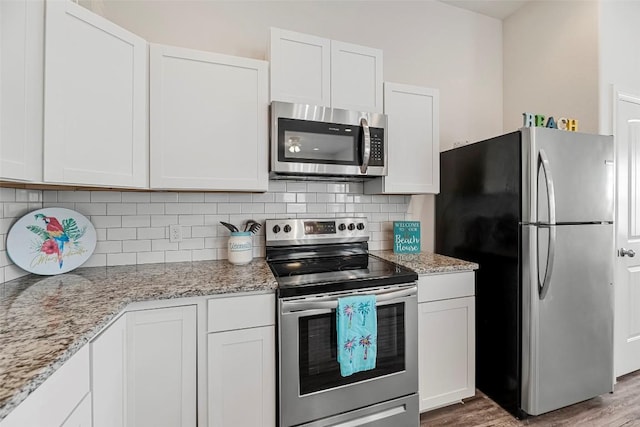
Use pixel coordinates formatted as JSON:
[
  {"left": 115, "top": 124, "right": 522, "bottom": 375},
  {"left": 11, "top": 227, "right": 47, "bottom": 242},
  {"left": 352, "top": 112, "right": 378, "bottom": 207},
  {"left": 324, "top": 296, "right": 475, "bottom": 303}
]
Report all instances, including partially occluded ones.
[
  {"left": 598, "top": 0, "right": 640, "bottom": 135},
  {"left": 97, "top": 0, "right": 503, "bottom": 151},
  {"left": 503, "top": 0, "right": 600, "bottom": 134}
]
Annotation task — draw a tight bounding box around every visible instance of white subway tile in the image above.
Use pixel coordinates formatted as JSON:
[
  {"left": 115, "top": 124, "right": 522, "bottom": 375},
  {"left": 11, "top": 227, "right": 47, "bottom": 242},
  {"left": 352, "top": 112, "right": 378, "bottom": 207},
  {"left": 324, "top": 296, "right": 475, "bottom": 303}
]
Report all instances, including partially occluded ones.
[
  {"left": 26, "top": 190, "right": 42, "bottom": 202},
  {"left": 58, "top": 191, "right": 91, "bottom": 202},
  {"left": 205, "top": 237, "right": 227, "bottom": 249},
  {"left": 91, "top": 191, "right": 122, "bottom": 202},
  {"left": 297, "top": 193, "right": 316, "bottom": 203},
  {"left": 74, "top": 203, "right": 107, "bottom": 216},
  {"left": 165, "top": 203, "right": 193, "bottom": 215},
  {"left": 327, "top": 183, "right": 346, "bottom": 193},
  {"left": 371, "top": 213, "right": 390, "bottom": 222},
  {"left": 179, "top": 215, "right": 204, "bottom": 226},
  {"left": 265, "top": 203, "right": 286, "bottom": 214},
  {"left": 3, "top": 203, "right": 31, "bottom": 219},
  {"left": 5, "top": 264, "right": 29, "bottom": 281},
  {"left": 267, "top": 181, "right": 286, "bottom": 192},
  {"left": 241, "top": 203, "right": 264, "bottom": 214},
  {"left": 43, "top": 202, "right": 75, "bottom": 210},
  {"left": 152, "top": 239, "right": 179, "bottom": 251},
  {"left": 15, "top": 189, "right": 29, "bottom": 202},
  {"left": 380, "top": 204, "right": 397, "bottom": 212},
  {"left": 396, "top": 204, "right": 409, "bottom": 214},
  {"left": 371, "top": 195, "right": 389, "bottom": 203},
  {"left": 94, "top": 241, "right": 122, "bottom": 254},
  {"left": 107, "top": 204, "right": 137, "bottom": 216},
  {"left": 137, "top": 203, "right": 165, "bottom": 215},
  {"left": 203, "top": 214, "right": 230, "bottom": 225},
  {"left": 90, "top": 216, "right": 122, "bottom": 228},
  {"left": 346, "top": 182, "right": 363, "bottom": 194},
  {"left": 389, "top": 213, "right": 406, "bottom": 221},
  {"left": 0, "top": 188, "right": 16, "bottom": 202},
  {"left": 179, "top": 192, "right": 204, "bottom": 202},
  {"left": 192, "top": 226, "right": 216, "bottom": 238},
  {"left": 123, "top": 239, "right": 151, "bottom": 253},
  {"left": 151, "top": 215, "right": 178, "bottom": 227},
  {"left": 364, "top": 204, "right": 381, "bottom": 212},
  {"left": 122, "top": 215, "right": 151, "bottom": 228},
  {"left": 389, "top": 195, "right": 406, "bottom": 203},
  {"left": 335, "top": 194, "right": 353, "bottom": 203},
  {"left": 107, "top": 228, "right": 137, "bottom": 241},
  {"left": 0, "top": 218, "right": 15, "bottom": 234},
  {"left": 345, "top": 204, "right": 355, "bottom": 213},
  {"left": 95, "top": 229, "right": 107, "bottom": 241},
  {"left": 0, "top": 267, "right": 5, "bottom": 285},
  {"left": 165, "top": 250, "right": 192, "bottom": 263},
  {"left": 150, "top": 192, "right": 179, "bottom": 203},
  {"left": 275, "top": 193, "right": 296, "bottom": 203},
  {"left": 307, "top": 183, "right": 327, "bottom": 193},
  {"left": 286, "top": 182, "right": 307, "bottom": 193},
  {"left": 368, "top": 222, "right": 382, "bottom": 232},
  {"left": 307, "top": 204, "right": 327, "bottom": 213},
  {"left": 287, "top": 203, "right": 307, "bottom": 213},
  {"left": 192, "top": 248, "right": 216, "bottom": 261},
  {"left": 42, "top": 191, "right": 57, "bottom": 203},
  {"left": 218, "top": 203, "right": 242, "bottom": 214},
  {"left": 216, "top": 248, "right": 228, "bottom": 260},
  {"left": 0, "top": 251, "right": 9, "bottom": 268},
  {"left": 326, "top": 204, "right": 345, "bottom": 213},
  {"left": 229, "top": 194, "right": 252, "bottom": 202},
  {"left": 252, "top": 193, "right": 274, "bottom": 203},
  {"left": 204, "top": 193, "right": 229, "bottom": 202},
  {"left": 137, "top": 227, "right": 166, "bottom": 240},
  {"left": 122, "top": 192, "right": 151, "bottom": 203},
  {"left": 179, "top": 238, "right": 204, "bottom": 250},
  {"left": 107, "top": 253, "right": 137, "bottom": 266},
  {"left": 137, "top": 251, "right": 165, "bottom": 264},
  {"left": 82, "top": 253, "right": 107, "bottom": 267},
  {"left": 316, "top": 193, "right": 336, "bottom": 203},
  {"left": 192, "top": 204, "right": 218, "bottom": 214}
]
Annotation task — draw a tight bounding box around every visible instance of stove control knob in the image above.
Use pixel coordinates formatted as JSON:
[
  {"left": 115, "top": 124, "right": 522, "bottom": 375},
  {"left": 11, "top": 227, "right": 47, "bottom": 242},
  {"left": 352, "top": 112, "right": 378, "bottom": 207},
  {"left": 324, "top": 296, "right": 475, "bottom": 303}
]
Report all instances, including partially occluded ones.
[
  {"left": 348, "top": 223, "right": 355, "bottom": 231},
  {"left": 272, "top": 225, "right": 281, "bottom": 234},
  {"left": 283, "top": 225, "right": 292, "bottom": 233},
  {"left": 338, "top": 223, "right": 346, "bottom": 231},
  {"left": 357, "top": 223, "right": 365, "bottom": 231}
]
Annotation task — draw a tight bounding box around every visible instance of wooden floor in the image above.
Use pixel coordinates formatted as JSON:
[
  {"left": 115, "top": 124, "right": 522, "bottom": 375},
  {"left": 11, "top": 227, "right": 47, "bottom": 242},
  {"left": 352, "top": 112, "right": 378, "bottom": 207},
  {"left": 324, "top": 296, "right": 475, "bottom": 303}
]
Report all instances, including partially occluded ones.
[{"left": 420, "top": 370, "right": 640, "bottom": 426}]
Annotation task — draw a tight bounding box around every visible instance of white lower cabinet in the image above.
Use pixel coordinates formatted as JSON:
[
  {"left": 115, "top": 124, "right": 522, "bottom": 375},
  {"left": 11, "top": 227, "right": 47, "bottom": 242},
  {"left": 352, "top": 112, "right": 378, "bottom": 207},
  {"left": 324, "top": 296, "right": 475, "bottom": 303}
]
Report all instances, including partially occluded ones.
[
  {"left": 207, "top": 293, "right": 276, "bottom": 427},
  {"left": 91, "top": 305, "right": 197, "bottom": 427},
  {"left": 61, "top": 392, "right": 92, "bottom": 427},
  {"left": 0, "top": 346, "right": 91, "bottom": 427},
  {"left": 418, "top": 272, "right": 475, "bottom": 412}
]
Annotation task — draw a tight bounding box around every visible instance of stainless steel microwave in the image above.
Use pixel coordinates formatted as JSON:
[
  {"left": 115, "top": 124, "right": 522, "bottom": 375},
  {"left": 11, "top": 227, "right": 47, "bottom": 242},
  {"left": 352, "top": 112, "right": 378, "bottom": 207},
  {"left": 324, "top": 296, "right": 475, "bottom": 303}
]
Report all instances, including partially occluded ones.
[{"left": 270, "top": 101, "right": 388, "bottom": 178}]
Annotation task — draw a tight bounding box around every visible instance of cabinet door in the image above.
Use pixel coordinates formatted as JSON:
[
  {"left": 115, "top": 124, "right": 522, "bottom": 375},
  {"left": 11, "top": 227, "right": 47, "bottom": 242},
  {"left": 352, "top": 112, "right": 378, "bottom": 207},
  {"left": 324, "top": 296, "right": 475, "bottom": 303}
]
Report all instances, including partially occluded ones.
[
  {"left": 61, "top": 392, "right": 92, "bottom": 427},
  {"left": 418, "top": 296, "right": 475, "bottom": 412},
  {"left": 269, "top": 28, "right": 330, "bottom": 107},
  {"left": 0, "top": 0, "right": 44, "bottom": 182},
  {"left": 330, "top": 40, "right": 383, "bottom": 113},
  {"left": 365, "top": 83, "right": 440, "bottom": 194},
  {"left": 127, "top": 305, "right": 197, "bottom": 427},
  {"left": 208, "top": 326, "right": 275, "bottom": 427},
  {"left": 43, "top": 0, "right": 147, "bottom": 188},
  {"left": 92, "top": 314, "right": 127, "bottom": 427},
  {"left": 150, "top": 44, "right": 268, "bottom": 191}
]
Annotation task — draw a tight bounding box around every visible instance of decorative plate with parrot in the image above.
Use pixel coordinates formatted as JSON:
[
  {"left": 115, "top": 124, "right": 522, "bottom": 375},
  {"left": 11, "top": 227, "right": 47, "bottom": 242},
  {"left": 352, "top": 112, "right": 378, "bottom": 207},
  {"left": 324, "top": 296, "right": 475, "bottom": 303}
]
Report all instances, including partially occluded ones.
[{"left": 6, "top": 208, "right": 97, "bottom": 275}]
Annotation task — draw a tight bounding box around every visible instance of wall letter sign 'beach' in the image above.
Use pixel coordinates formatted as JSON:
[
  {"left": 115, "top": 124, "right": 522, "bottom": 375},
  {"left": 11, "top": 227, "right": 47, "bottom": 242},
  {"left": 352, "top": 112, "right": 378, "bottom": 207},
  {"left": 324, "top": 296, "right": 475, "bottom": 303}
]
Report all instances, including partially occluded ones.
[{"left": 522, "top": 112, "right": 578, "bottom": 132}]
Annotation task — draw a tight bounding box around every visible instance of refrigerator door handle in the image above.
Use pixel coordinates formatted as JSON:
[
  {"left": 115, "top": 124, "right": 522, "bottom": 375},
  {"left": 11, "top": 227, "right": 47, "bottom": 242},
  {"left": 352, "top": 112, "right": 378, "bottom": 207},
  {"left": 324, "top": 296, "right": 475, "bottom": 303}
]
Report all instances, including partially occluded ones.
[{"left": 538, "top": 149, "right": 556, "bottom": 299}]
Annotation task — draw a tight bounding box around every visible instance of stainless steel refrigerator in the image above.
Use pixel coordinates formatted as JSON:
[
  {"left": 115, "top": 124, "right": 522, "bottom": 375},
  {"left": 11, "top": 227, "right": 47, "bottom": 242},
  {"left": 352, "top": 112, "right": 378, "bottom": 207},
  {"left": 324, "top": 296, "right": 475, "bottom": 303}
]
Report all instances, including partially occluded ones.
[{"left": 436, "top": 127, "right": 614, "bottom": 417}]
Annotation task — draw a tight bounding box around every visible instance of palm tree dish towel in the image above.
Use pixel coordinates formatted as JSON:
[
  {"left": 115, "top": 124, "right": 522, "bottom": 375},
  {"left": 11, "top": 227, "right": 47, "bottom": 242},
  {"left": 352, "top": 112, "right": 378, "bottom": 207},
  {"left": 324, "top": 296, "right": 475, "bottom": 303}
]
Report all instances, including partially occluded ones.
[{"left": 337, "top": 294, "right": 377, "bottom": 377}]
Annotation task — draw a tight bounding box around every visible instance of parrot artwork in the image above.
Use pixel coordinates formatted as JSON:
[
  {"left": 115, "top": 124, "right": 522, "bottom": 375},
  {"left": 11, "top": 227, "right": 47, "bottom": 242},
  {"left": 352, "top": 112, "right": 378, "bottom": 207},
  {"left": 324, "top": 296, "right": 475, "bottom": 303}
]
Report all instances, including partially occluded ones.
[{"left": 27, "top": 214, "right": 86, "bottom": 269}]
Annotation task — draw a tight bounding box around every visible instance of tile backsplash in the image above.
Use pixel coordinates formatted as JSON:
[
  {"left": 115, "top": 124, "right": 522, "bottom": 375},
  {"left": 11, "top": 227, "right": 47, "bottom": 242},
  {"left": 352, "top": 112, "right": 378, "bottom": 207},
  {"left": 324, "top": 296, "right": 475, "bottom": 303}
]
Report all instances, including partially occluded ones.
[{"left": 0, "top": 181, "right": 411, "bottom": 284}]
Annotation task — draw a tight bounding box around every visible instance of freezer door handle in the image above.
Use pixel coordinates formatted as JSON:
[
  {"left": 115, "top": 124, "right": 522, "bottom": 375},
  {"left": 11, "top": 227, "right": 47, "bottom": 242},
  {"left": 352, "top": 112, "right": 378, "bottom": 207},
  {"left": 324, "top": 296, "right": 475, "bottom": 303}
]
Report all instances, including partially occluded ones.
[{"left": 538, "top": 149, "right": 556, "bottom": 299}]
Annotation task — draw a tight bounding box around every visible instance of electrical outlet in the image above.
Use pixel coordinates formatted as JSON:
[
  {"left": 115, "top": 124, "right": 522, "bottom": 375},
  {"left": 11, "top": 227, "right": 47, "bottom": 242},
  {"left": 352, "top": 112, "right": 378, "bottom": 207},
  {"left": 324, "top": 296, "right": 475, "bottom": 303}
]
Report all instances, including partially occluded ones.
[{"left": 169, "top": 224, "right": 182, "bottom": 243}]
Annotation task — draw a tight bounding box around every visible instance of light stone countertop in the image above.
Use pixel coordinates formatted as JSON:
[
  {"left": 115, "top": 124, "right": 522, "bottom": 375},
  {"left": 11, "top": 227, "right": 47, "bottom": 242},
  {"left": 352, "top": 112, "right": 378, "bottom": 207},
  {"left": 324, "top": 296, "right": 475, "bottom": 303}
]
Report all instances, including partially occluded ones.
[
  {"left": 0, "top": 259, "right": 277, "bottom": 421},
  {"left": 370, "top": 250, "right": 479, "bottom": 275},
  {"left": 0, "top": 251, "right": 476, "bottom": 421}
]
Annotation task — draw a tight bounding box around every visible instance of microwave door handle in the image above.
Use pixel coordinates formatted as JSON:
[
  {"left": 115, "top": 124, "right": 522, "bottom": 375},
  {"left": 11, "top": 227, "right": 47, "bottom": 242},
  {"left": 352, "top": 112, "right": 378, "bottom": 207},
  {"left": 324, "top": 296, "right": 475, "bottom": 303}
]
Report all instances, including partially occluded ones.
[{"left": 360, "top": 117, "right": 371, "bottom": 174}]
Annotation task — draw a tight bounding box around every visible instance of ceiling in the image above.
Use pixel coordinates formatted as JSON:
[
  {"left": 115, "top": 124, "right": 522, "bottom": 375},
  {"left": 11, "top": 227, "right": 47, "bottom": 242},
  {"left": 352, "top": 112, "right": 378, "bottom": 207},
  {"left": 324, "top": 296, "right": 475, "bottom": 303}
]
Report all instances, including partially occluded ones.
[{"left": 439, "top": 0, "right": 531, "bottom": 20}]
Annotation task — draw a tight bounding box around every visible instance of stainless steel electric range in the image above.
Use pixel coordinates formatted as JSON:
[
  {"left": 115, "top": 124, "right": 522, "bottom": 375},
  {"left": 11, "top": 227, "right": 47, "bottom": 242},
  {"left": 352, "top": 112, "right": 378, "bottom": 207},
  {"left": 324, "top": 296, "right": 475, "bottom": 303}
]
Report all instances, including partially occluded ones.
[{"left": 266, "top": 217, "right": 419, "bottom": 427}]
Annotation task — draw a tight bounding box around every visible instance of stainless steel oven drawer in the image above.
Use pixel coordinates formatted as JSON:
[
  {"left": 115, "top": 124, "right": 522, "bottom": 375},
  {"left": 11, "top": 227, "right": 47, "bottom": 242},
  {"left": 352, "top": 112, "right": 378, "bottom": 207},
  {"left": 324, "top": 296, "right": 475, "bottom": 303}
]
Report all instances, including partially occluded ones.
[{"left": 297, "top": 394, "right": 419, "bottom": 427}]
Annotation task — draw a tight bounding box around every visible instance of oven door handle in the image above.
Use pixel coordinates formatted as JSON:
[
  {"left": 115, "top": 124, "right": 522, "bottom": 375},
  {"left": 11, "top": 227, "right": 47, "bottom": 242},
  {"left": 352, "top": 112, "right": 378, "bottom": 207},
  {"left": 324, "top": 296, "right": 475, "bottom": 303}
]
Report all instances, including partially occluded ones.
[{"left": 281, "top": 285, "right": 417, "bottom": 313}]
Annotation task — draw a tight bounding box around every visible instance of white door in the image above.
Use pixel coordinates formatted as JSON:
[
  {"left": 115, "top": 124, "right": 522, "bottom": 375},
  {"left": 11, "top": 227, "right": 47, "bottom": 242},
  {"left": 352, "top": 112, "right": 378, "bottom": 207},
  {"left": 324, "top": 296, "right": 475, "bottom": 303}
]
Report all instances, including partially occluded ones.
[
  {"left": 44, "top": 0, "right": 147, "bottom": 188},
  {"left": 207, "top": 326, "right": 276, "bottom": 427},
  {"left": 330, "top": 40, "right": 383, "bottom": 113},
  {"left": 614, "top": 90, "right": 640, "bottom": 377},
  {"left": 92, "top": 315, "right": 127, "bottom": 427},
  {"left": 127, "top": 306, "right": 197, "bottom": 427},
  {"left": 149, "top": 44, "right": 268, "bottom": 191},
  {"left": 0, "top": 0, "right": 44, "bottom": 182}
]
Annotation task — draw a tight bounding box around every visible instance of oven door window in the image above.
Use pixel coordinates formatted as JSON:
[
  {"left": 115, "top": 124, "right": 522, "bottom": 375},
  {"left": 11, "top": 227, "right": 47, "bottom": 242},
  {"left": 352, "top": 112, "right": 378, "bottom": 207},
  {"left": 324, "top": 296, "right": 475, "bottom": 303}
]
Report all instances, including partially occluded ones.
[
  {"left": 278, "top": 118, "right": 360, "bottom": 165},
  {"left": 298, "top": 302, "right": 405, "bottom": 395}
]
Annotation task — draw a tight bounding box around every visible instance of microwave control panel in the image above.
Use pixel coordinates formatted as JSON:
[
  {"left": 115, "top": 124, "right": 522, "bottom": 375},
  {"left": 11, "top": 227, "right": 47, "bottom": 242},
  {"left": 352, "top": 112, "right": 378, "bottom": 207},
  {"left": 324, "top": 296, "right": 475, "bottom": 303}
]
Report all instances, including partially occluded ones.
[{"left": 368, "top": 128, "right": 384, "bottom": 166}]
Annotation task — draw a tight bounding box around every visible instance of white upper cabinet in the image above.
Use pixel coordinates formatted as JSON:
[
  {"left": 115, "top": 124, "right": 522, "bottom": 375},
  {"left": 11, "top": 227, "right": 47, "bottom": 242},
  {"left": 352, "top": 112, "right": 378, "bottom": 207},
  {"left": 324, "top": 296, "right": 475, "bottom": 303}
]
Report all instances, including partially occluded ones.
[
  {"left": 43, "top": 0, "right": 148, "bottom": 188},
  {"left": 330, "top": 40, "right": 383, "bottom": 113},
  {"left": 0, "top": 0, "right": 44, "bottom": 182},
  {"left": 150, "top": 44, "right": 269, "bottom": 191},
  {"left": 269, "top": 28, "right": 383, "bottom": 112},
  {"left": 365, "top": 83, "right": 440, "bottom": 194},
  {"left": 269, "top": 28, "right": 331, "bottom": 107}
]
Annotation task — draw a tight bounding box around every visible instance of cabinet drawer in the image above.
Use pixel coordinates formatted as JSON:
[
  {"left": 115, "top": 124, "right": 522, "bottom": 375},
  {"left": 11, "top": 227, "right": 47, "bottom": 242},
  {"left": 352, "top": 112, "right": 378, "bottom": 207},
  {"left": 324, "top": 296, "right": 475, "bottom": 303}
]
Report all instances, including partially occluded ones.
[
  {"left": 1, "top": 346, "right": 90, "bottom": 427},
  {"left": 418, "top": 271, "right": 475, "bottom": 303},
  {"left": 208, "top": 293, "right": 275, "bottom": 332}
]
